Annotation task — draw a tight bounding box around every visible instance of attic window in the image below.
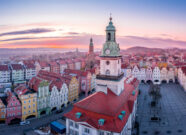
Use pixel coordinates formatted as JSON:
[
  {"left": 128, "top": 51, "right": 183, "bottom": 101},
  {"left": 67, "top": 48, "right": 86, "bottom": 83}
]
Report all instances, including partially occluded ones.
[
  {"left": 98, "top": 119, "right": 105, "bottom": 126},
  {"left": 132, "top": 91, "right": 135, "bottom": 96},
  {"left": 118, "top": 115, "right": 123, "bottom": 120},
  {"left": 75, "top": 112, "right": 82, "bottom": 119}
]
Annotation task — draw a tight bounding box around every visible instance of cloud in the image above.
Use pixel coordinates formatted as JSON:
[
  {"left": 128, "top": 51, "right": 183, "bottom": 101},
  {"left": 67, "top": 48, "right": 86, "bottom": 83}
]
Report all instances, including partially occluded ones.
[
  {"left": 1, "top": 37, "right": 37, "bottom": 42},
  {"left": 0, "top": 34, "right": 186, "bottom": 49},
  {"left": 0, "top": 28, "right": 55, "bottom": 37},
  {"left": 67, "top": 32, "right": 80, "bottom": 35},
  {"left": 119, "top": 36, "right": 186, "bottom": 48}
]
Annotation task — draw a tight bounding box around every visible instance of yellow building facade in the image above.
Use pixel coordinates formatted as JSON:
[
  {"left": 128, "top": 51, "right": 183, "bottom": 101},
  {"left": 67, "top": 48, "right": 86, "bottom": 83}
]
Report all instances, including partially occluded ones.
[
  {"left": 68, "top": 76, "right": 79, "bottom": 103},
  {"left": 19, "top": 91, "right": 37, "bottom": 121}
]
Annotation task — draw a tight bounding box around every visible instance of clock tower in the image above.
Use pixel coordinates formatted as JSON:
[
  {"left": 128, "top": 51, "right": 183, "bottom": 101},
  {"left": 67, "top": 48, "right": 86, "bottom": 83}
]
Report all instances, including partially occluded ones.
[{"left": 96, "top": 16, "right": 125, "bottom": 96}]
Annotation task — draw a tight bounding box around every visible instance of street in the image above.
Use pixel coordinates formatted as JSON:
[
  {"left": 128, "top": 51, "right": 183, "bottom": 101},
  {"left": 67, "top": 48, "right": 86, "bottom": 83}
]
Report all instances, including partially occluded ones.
[{"left": 0, "top": 93, "right": 87, "bottom": 135}]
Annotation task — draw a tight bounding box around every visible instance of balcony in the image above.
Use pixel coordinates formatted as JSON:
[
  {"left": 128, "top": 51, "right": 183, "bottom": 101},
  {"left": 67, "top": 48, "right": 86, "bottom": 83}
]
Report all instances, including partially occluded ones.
[{"left": 96, "top": 72, "right": 124, "bottom": 81}]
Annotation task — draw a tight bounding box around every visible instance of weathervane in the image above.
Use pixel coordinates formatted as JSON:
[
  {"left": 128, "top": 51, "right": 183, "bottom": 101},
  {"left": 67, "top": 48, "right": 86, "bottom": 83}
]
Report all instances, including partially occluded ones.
[{"left": 110, "top": 13, "right": 112, "bottom": 21}]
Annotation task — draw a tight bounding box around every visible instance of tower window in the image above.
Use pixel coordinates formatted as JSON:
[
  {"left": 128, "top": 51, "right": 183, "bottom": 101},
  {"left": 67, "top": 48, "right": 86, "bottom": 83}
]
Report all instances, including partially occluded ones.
[
  {"left": 106, "top": 70, "right": 110, "bottom": 75},
  {"left": 106, "top": 61, "right": 110, "bottom": 65},
  {"left": 108, "top": 33, "right": 111, "bottom": 41}
]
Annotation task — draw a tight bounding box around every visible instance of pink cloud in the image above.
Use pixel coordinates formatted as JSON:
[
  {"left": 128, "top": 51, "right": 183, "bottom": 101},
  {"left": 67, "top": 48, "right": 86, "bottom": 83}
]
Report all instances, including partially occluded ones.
[{"left": 0, "top": 34, "right": 186, "bottom": 49}]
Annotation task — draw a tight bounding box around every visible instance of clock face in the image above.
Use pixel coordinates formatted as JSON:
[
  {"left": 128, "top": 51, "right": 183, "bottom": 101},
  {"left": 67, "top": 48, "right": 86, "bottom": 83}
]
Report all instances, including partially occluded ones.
[{"left": 105, "top": 49, "right": 110, "bottom": 55}]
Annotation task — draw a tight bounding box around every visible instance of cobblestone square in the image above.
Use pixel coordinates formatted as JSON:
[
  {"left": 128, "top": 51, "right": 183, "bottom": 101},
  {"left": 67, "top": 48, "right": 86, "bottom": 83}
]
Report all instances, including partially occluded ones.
[{"left": 137, "top": 83, "right": 186, "bottom": 135}]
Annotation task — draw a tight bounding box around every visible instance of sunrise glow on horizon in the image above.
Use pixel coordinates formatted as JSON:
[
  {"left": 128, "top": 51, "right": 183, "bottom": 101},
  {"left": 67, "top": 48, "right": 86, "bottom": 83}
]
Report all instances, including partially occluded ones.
[{"left": 0, "top": 0, "right": 186, "bottom": 49}]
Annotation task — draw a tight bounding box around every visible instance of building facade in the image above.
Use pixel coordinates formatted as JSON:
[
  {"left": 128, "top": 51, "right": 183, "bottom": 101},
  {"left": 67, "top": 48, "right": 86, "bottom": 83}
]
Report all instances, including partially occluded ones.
[
  {"left": 24, "top": 63, "right": 36, "bottom": 81},
  {"left": 0, "top": 98, "right": 6, "bottom": 122},
  {"left": 14, "top": 85, "right": 37, "bottom": 121},
  {"left": 5, "top": 92, "right": 22, "bottom": 124},
  {"left": 29, "top": 77, "right": 50, "bottom": 118},
  {"left": 10, "top": 64, "right": 25, "bottom": 85}
]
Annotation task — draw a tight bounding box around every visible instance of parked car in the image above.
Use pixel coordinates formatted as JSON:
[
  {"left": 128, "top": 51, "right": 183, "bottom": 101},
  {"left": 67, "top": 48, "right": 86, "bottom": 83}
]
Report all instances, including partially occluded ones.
[
  {"left": 56, "top": 110, "right": 63, "bottom": 114},
  {"left": 20, "top": 120, "right": 30, "bottom": 125}
]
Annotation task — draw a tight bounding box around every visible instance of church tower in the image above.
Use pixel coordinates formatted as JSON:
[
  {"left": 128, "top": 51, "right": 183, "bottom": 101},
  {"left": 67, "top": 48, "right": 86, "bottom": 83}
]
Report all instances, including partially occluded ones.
[
  {"left": 89, "top": 38, "right": 94, "bottom": 53},
  {"left": 96, "top": 16, "right": 124, "bottom": 95},
  {"left": 86, "top": 38, "right": 95, "bottom": 69}
]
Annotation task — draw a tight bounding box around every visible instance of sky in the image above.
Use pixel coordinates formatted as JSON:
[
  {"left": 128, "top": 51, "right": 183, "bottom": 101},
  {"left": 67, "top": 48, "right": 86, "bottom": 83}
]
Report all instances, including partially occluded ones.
[{"left": 0, "top": 0, "right": 186, "bottom": 50}]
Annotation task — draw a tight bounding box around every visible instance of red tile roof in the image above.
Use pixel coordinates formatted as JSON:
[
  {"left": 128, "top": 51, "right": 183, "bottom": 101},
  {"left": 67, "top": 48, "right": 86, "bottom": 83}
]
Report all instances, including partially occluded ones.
[
  {"left": 14, "top": 85, "right": 29, "bottom": 95},
  {"left": 24, "top": 63, "right": 35, "bottom": 69},
  {"left": 64, "top": 69, "right": 89, "bottom": 77},
  {"left": 0, "top": 65, "right": 9, "bottom": 71},
  {"left": 39, "top": 61, "right": 49, "bottom": 67},
  {"left": 32, "top": 70, "right": 71, "bottom": 91},
  {"left": 181, "top": 66, "right": 186, "bottom": 75},
  {"left": 11, "top": 64, "right": 23, "bottom": 70},
  {"left": 64, "top": 79, "right": 139, "bottom": 133}
]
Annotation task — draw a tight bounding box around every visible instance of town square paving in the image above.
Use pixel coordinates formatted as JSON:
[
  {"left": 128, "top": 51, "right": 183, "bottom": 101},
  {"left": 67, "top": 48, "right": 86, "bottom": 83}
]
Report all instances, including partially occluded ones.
[{"left": 137, "top": 83, "right": 186, "bottom": 135}]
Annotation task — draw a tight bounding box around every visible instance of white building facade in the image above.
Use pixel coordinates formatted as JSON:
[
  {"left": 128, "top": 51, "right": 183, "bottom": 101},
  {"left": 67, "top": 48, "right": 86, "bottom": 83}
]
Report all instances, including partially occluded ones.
[{"left": 49, "top": 83, "right": 68, "bottom": 110}]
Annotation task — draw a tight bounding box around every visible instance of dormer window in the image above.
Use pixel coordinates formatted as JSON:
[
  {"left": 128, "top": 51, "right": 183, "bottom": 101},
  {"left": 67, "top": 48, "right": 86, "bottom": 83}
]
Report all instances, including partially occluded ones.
[
  {"left": 75, "top": 112, "right": 82, "bottom": 119},
  {"left": 98, "top": 119, "right": 105, "bottom": 126}
]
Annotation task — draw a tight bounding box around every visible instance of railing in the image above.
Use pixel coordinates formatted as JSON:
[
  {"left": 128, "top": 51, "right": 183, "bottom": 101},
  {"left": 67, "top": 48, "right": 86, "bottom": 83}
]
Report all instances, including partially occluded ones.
[{"left": 96, "top": 72, "right": 124, "bottom": 81}]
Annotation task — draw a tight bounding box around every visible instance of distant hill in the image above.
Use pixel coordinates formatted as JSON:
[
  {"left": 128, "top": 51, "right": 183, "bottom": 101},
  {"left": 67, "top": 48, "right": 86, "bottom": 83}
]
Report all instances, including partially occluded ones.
[{"left": 126, "top": 46, "right": 163, "bottom": 52}]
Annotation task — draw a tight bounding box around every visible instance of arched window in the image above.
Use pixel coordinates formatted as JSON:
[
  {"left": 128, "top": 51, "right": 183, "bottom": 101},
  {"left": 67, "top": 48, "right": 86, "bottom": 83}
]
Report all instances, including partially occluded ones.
[
  {"left": 106, "top": 70, "right": 110, "bottom": 75},
  {"left": 108, "top": 33, "right": 111, "bottom": 41}
]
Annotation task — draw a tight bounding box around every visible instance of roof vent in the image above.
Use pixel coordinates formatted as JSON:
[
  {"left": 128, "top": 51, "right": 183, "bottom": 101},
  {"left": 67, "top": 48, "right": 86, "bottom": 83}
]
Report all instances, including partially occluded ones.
[
  {"left": 75, "top": 112, "right": 82, "bottom": 119},
  {"left": 98, "top": 119, "right": 105, "bottom": 126},
  {"left": 132, "top": 91, "right": 135, "bottom": 96},
  {"left": 118, "top": 111, "right": 126, "bottom": 120},
  {"left": 118, "top": 115, "right": 123, "bottom": 120},
  {"left": 121, "top": 110, "right": 126, "bottom": 115}
]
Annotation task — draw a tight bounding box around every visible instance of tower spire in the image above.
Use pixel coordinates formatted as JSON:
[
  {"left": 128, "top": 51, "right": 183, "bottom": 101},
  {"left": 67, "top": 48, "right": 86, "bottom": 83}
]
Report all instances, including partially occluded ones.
[{"left": 110, "top": 13, "right": 112, "bottom": 21}]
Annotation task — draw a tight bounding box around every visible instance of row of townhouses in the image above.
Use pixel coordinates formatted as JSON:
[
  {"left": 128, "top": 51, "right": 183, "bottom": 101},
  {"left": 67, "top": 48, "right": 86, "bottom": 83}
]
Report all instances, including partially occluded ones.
[
  {"left": 0, "top": 69, "right": 97, "bottom": 124},
  {"left": 0, "top": 63, "right": 36, "bottom": 86},
  {"left": 178, "top": 66, "right": 186, "bottom": 92},
  {"left": 35, "top": 56, "right": 98, "bottom": 75},
  {"left": 122, "top": 65, "right": 175, "bottom": 84}
]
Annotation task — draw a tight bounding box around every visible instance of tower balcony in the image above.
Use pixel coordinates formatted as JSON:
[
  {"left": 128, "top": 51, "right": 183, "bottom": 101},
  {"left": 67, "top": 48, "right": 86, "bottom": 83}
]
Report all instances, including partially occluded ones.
[{"left": 96, "top": 72, "right": 124, "bottom": 81}]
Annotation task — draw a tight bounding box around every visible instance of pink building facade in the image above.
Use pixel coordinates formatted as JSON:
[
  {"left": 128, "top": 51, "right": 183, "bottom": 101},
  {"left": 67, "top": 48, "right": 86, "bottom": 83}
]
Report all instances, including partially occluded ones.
[{"left": 6, "top": 92, "right": 22, "bottom": 124}]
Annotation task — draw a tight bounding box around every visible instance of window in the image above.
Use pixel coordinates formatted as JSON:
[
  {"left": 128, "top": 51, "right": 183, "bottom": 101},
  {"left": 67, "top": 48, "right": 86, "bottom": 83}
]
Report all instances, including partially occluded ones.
[
  {"left": 74, "top": 131, "right": 79, "bottom": 135},
  {"left": 108, "top": 32, "right": 111, "bottom": 41},
  {"left": 75, "top": 123, "right": 79, "bottom": 129},
  {"left": 69, "top": 120, "right": 73, "bottom": 127},
  {"left": 84, "top": 128, "right": 90, "bottom": 134},
  {"left": 69, "top": 129, "right": 74, "bottom": 134},
  {"left": 29, "top": 100, "right": 31, "bottom": 103},
  {"left": 99, "top": 131, "right": 104, "bottom": 135},
  {"left": 106, "top": 70, "right": 110, "bottom": 75},
  {"left": 24, "top": 101, "right": 26, "bottom": 104},
  {"left": 106, "top": 61, "right": 110, "bottom": 65}
]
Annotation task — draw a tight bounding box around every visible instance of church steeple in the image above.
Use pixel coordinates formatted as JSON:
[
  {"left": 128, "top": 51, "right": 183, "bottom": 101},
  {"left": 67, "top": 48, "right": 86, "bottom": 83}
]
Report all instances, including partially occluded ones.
[
  {"left": 89, "top": 37, "right": 94, "bottom": 53},
  {"left": 96, "top": 16, "right": 124, "bottom": 96},
  {"left": 101, "top": 16, "right": 120, "bottom": 57},
  {"left": 106, "top": 14, "right": 116, "bottom": 42}
]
